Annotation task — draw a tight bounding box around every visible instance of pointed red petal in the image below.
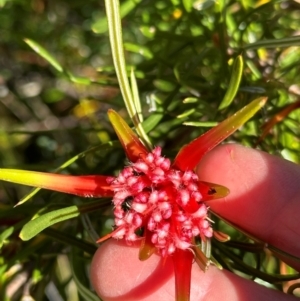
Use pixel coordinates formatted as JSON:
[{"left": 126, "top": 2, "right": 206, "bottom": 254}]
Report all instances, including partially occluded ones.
[
  {"left": 173, "top": 248, "right": 193, "bottom": 301},
  {"left": 174, "top": 97, "right": 267, "bottom": 170},
  {"left": 108, "top": 109, "right": 148, "bottom": 162},
  {"left": 0, "top": 169, "right": 114, "bottom": 197},
  {"left": 198, "top": 181, "right": 230, "bottom": 201}
]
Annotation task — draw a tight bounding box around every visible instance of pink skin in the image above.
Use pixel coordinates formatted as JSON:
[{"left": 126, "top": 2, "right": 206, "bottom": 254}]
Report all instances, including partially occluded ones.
[{"left": 91, "top": 144, "right": 300, "bottom": 301}]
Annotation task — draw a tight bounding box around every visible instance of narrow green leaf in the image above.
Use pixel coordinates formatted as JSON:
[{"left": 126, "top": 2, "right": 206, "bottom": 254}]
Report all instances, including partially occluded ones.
[
  {"left": 176, "top": 109, "right": 195, "bottom": 119},
  {"left": 0, "top": 219, "right": 27, "bottom": 249},
  {"left": 239, "top": 86, "right": 266, "bottom": 94},
  {"left": 0, "top": 227, "right": 14, "bottom": 249},
  {"left": 183, "top": 97, "right": 198, "bottom": 104},
  {"left": 105, "top": 0, "right": 151, "bottom": 149},
  {"left": 124, "top": 43, "right": 153, "bottom": 59},
  {"left": 182, "top": 0, "right": 193, "bottom": 12},
  {"left": 246, "top": 60, "right": 262, "bottom": 79},
  {"left": 244, "top": 35, "right": 300, "bottom": 50},
  {"left": 142, "top": 113, "right": 164, "bottom": 133},
  {"left": 24, "top": 39, "right": 63, "bottom": 73},
  {"left": 44, "top": 228, "right": 97, "bottom": 254},
  {"left": 212, "top": 210, "right": 300, "bottom": 266},
  {"left": 92, "top": 0, "right": 142, "bottom": 34},
  {"left": 20, "top": 206, "right": 80, "bottom": 241},
  {"left": 20, "top": 200, "right": 111, "bottom": 241},
  {"left": 183, "top": 121, "right": 218, "bottom": 127},
  {"left": 130, "top": 68, "right": 143, "bottom": 122},
  {"left": 192, "top": 245, "right": 210, "bottom": 272},
  {"left": 139, "top": 25, "right": 156, "bottom": 39},
  {"left": 218, "top": 55, "right": 244, "bottom": 110},
  {"left": 70, "top": 249, "right": 101, "bottom": 301},
  {"left": 153, "top": 79, "right": 176, "bottom": 92},
  {"left": 278, "top": 46, "right": 300, "bottom": 69},
  {"left": 0, "top": 0, "right": 12, "bottom": 8},
  {"left": 0, "top": 236, "right": 47, "bottom": 277},
  {"left": 201, "top": 237, "right": 211, "bottom": 259},
  {"left": 66, "top": 72, "right": 91, "bottom": 85},
  {"left": 24, "top": 39, "right": 96, "bottom": 86},
  {"left": 193, "top": 0, "right": 215, "bottom": 11}
]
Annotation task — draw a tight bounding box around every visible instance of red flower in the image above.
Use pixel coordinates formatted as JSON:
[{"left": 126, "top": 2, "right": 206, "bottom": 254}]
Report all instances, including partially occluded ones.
[
  {"left": 0, "top": 97, "right": 266, "bottom": 301},
  {"left": 100, "top": 145, "right": 215, "bottom": 253}
]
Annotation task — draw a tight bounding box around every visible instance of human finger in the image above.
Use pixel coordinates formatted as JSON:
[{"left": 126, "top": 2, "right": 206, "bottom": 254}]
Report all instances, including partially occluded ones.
[
  {"left": 197, "top": 144, "right": 300, "bottom": 270},
  {"left": 90, "top": 239, "right": 297, "bottom": 301}
]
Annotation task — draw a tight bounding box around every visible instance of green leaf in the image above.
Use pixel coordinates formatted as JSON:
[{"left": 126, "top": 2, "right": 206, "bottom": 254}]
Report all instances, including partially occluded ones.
[
  {"left": 183, "top": 97, "right": 198, "bottom": 104},
  {"left": 92, "top": 0, "right": 142, "bottom": 34},
  {"left": 66, "top": 72, "right": 91, "bottom": 85},
  {"left": 20, "top": 200, "right": 111, "bottom": 241},
  {"left": 239, "top": 86, "right": 266, "bottom": 94},
  {"left": 193, "top": 0, "right": 215, "bottom": 11},
  {"left": 246, "top": 59, "right": 262, "bottom": 79},
  {"left": 0, "top": 0, "right": 12, "bottom": 7},
  {"left": 24, "top": 38, "right": 63, "bottom": 73},
  {"left": 182, "top": 0, "right": 193, "bottom": 12},
  {"left": 124, "top": 43, "right": 153, "bottom": 59},
  {"left": 244, "top": 35, "right": 300, "bottom": 50},
  {"left": 176, "top": 109, "right": 195, "bottom": 119},
  {"left": 183, "top": 121, "right": 218, "bottom": 127},
  {"left": 212, "top": 211, "right": 300, "bottom": 266},
  {"left": 142, "top": 113, "right": 164, "bottom": 133},
  {"left": 44, "top": 228, "right": 97, "bottom": 255},
  {"left": 20, "top": 206, "right": 80, "bottom": 241},
  {"left": 218, "top": 55, "right": 244, "bottom": 110},
  {"left": 153, "top": 79, "right": 176, "bottom": 92},
  {"left": 70, "top": 249, "right": 101, "bottom": 301},
  {"left": 130, "top": 68, "right": 143, "bottom": 122},
  {"left": 0, "top": 219, "right": 27, "bottom": 249},
  {"left": 0, "top": 236, "right": 47, "bottom": 276},
  {"left": 0, "top": 226, "right": 14, "bottom": 249},
  {"left": 105, "top": 0, "right": 151, "bottom": 149}
]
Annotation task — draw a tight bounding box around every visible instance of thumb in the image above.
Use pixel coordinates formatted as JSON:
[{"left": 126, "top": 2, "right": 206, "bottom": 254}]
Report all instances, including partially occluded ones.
[
  {"left": 197, "top": 144, "right": 300, "bottom": 270},
  {"left": 90, "top": 240, "right": 294, "bottom": 301}
]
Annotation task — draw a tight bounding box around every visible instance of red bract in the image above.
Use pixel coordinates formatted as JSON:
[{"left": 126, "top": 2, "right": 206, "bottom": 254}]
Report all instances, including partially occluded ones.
[{"left": 0, "top": 97, "right": 267, "bottom": 301}]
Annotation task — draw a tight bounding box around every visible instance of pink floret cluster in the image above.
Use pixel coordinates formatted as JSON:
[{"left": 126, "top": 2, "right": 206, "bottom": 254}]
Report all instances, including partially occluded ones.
[{"left": 107, "top": 146, "right": 212, "bottom": 256}]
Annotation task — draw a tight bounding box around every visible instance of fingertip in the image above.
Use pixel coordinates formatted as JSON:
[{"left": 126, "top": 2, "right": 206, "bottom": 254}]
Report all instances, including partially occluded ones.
[
  {"left": 196, "top": 144, "right": 269, "bottom": 223},
  {"left": 196, "top": 144, "right": 300, "bottom": 270},
  {"left": 90, "top": 240, "right": 294, "bottom": 301},
  {"left": 196, "top": 143, "right": 288, "bottom": 230},
  {"left": 90, "top": 240, "right": 174, "bottom": 301}
]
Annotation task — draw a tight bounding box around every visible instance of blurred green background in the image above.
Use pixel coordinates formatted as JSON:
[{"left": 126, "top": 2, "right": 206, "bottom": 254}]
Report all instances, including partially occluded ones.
[{"left": 1, "top": 0, "right": 300, "bottom": 300}]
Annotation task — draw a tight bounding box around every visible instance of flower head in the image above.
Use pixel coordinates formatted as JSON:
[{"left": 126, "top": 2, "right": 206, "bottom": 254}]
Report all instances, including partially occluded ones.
[
  {"left": 104, "top": 146, "right": 212, "bottom": 257},
  {"left": 0, "top": 97, "right": 267, "bottom": 301}
]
